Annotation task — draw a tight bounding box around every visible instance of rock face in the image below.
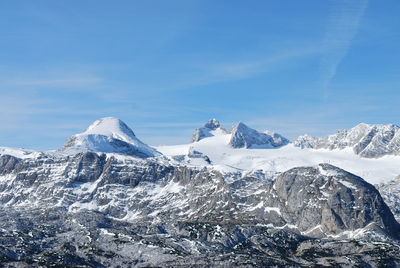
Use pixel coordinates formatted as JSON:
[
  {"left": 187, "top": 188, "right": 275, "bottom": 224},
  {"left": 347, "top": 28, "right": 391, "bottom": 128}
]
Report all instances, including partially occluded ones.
[
  {"left": 273, "top": 164, "right": 400, "bottom": 239},
  {"left": 293, "top": 134, "right": 320, "bottom": 149},
  {"left": 1, "top": 209, "right": 399, "bottom": 267},
  {"left": 0, "top": 151, "right": 399, "bottom": 266},
  {"left": 191, "top": 119, "right": 228, "bottom": 142},
  {"left": 0, "top": 153, "right": 397, "bottom": 240},
  {"left": 294, "top": 123, "right": 400, "bottom": 158},
  {"left": 60, "top": 117, "right": 160, "bottom": 158},
  {"left": 377, "top": 176, "right": 400, "bottom": 222},
  {"left": 229, "top": 122, "right": 289, "bottom": 148},
  {"left": 1, "top": 117, "right": 400, "bottom": 266}
]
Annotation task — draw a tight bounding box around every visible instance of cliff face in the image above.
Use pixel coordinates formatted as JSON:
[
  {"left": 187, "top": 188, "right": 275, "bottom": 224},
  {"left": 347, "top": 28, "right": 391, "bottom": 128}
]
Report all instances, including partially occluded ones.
[
  {"left": 0, "top": 152, "right": 398, "bottom": 238},
  {"left": 0, "top": 151, "right": 399, "bottom": 266},
  {"left": 229, "top": 122, "right": 289, "bottom": 148}
]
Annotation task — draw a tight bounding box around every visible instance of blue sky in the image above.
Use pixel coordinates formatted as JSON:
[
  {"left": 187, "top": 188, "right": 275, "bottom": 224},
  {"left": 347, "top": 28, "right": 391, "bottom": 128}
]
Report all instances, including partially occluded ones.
[{"left": 0, "top": 0, "right": 399, "bottom": 149}]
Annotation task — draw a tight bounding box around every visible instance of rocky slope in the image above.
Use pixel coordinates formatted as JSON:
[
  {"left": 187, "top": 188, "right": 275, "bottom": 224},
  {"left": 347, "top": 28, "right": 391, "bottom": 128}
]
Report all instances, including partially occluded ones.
[
  {"left": 0, "top": 117, "right": 400, "bottom": 266},
  {"left": 377, "top": 176, "right": 400, "bottom": 222},
  {"left": 1, "top": 208, "right": 399, "bottom": 267},
  {"left": 192, "top": 119, "right": 289, "bottom": 149},
  {"left": 1, "top": 151, "right": 397, "bottom": 239},
  {"left": 0, "top": 150, "right": 399, "bottom": 266},
  {"left": 191, "top": 119, "right": 229, "bottom": 142},
  {"left": 229, "top": 122, "right": 289, "bottom": 148},
  {"left": 294, "top": 123, "right": 400, "bottom": 158}
]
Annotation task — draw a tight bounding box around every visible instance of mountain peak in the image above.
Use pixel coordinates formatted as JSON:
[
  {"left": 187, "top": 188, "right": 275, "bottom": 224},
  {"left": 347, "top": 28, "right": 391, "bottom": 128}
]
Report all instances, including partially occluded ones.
[
  {"left": 229, "top": 122, "right": 289, "bottom": 148},
  {"left": 83, "top": 117, "right": 137, "bottom": 144},
  {"left": 192, "top": 119, "right": 227, "bottom": 142},
  {"left": 294, "top": 123, "right": 400, "bottom": 158},
  {"left": 203, "top": 118, "right": 221, "bottom": 130},
  {"left": 59, "top": 117, "right": 159, "bottom": 158}
]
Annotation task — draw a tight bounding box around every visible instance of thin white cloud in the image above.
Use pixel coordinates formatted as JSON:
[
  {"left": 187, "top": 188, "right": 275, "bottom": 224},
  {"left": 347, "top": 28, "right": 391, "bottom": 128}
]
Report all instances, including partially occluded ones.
[
  {"left": 321, "top": 0, "right": 368, "bottom": 98},
  {"left": 5, "top": 76, "right": 103, "bottom": 87},
  {"left": 173, "top": 45, "right": 322, "bottom": 89}
]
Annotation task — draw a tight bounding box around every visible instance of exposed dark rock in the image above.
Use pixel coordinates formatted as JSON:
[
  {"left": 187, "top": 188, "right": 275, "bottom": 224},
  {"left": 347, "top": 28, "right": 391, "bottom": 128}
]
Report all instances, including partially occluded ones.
[{"left": 0, "top": 152, "right": 399, "bottom": 266}]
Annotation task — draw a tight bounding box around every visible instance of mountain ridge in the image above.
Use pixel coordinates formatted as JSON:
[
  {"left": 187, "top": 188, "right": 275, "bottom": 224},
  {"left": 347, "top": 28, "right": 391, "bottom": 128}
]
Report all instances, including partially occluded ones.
[
  {"left": 0, "top": 117, "right": 400, "bottom": 266},
  {"left": 294, "top": 123, "right": 400, "bottom": 158}
]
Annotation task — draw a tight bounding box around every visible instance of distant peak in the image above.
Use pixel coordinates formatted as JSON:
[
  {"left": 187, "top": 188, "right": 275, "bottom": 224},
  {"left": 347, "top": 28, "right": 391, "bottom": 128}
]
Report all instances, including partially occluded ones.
[
  {"left": 60, "top": 117, "right": 160, "bottom": 158},
  {"left": 191, "top": 119, "right": 227, "bottom": 142},
  {"left": 85, "top": 117, "right": 136, "bottom": 138},
  {"left": 204, "top": 119, "right": 221, "bottom": 130},
  {"left": 294, "top": 122, "right": 400, "bottom": 158},
  {"left": 232, "top": 122, "right": 248, "bottom": 130},
  {"left": 229, "top": 122, "right": 289, "bottom": 148}
]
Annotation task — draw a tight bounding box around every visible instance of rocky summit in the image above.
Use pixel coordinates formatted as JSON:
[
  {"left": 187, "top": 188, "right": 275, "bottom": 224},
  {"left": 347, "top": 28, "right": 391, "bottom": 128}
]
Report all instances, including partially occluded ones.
[
  {"left": 229, "top": 122, "right": 289, "bottom": 149},
  {"left": 0, "top": 117, "right": 399, "bottom": 267},
  {"left": 191, "top": 119, "right": 228, "bottom": 142},
  {"left": 294, "top": 123, "right": 400, "bottom": 158}
]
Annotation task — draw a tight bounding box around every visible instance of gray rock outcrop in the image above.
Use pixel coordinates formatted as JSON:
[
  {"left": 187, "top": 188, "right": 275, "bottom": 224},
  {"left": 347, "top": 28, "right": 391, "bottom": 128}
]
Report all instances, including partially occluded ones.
[
  {"left": 294, "top": 123, "right": 400, "bottom": 158},
  {"left": 0, "top": 152, "right": 397, "bottom": 240},
  {"left": 0, "top": 151, "right": 399, "bottom": 266},
  {"left": 229, "top": 122, "right": 289, "bottom": 148},
  {"left": 191, "top": 119, "right": 228, "bottom": 142}
]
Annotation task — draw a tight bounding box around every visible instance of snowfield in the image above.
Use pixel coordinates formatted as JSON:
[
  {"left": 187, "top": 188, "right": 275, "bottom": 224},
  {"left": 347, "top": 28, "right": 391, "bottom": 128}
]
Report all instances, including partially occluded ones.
[{"left": 157, "top": 130, "right": 400, "bottom": 184}]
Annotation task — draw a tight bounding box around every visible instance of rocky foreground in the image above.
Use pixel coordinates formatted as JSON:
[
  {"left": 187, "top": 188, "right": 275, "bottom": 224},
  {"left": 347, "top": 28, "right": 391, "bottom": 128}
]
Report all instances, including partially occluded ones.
[{"left": 0, "top": 152, "right": 399, "bottom": 267}]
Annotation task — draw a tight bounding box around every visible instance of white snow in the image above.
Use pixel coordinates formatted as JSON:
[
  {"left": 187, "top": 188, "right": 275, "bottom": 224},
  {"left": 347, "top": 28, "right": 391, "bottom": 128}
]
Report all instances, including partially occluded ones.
[
  {"left": 0, "top": 147, "right": 41, "bottom": 159},
  {"left": 338, "top": 180, "right": 358, "bottom": 190},
  {"left": 84, "top": 117, "right": 140, "bottom": 145},
  {"left": 60, "top": 117, "right": 160, "bottom": 157},
  {"left": 318, "top": 165, "right": 341, "bottom": 177},
  {"left": 264, "top": 207, "right": 281, "bottom": 215},
  {"left": 156, "top": 131, "right": 400, "bottom": 184}
]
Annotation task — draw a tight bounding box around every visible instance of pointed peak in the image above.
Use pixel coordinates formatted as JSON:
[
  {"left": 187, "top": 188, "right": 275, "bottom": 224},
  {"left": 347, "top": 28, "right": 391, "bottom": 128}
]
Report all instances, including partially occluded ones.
[
  {"left": 191, "top": 119, "right": 227, "bottom": 142},
  {"left": 232, "top": 122, "right": 249, "bottom": 130},
  {"left": 229, "top": 122, "right": 289, "bottom": 148},
  {"left": 203, "top": 118, "right": 221, "bottom": 130}
]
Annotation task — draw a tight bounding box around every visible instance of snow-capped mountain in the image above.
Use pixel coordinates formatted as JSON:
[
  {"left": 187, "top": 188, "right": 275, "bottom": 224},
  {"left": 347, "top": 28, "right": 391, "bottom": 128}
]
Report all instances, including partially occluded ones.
[
  {"left": 294, "top": 123, "right": 400, "bottom": 158},
  {"left": 191, "top": 119, "right": 289, "bottom": 149},
  {"left": 191, "top": 118, "right": 228, "bottom": 142},
  {"left": 229, "top": 122, "right": 289, "bottom": 148},
  {"left": 158, "top": 120, "right": 400, "bottom": 184},
  {"left": 60, "top": 117, "right": 160, "bottom": 158},
  {"left": 1, "top": 117, "right": 400, "bottom": 266}
]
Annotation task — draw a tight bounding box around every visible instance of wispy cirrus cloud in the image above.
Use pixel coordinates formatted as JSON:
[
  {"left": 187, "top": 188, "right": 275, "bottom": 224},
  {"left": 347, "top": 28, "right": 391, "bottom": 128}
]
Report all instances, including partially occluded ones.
[
  {"left": 321, "top": 0, "right": 368, "bottom": 98},
  {"left": 173, "top": 45, "right": 323, "bottom": 89},
  {"left": 4, "top": 76, "right": 103, "bottom": 88}
]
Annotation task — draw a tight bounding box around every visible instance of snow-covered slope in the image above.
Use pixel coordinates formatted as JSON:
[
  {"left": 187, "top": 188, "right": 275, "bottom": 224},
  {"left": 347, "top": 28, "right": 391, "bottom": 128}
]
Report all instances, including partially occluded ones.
[
  {"left": 192, "top": 119, "right": 289, "bottom": 149},
  {"left": 294, "top": 123, "right": 400, "bottom": 158},
  {"left": 157, "top": 125, "right": 400, "bottom": 184},
  {"left": 191, "top": 119, "right": 229, "bottom": 142},
  {"left": 60, "top": 117, "right": 160, "bottom": 158},
  {"left": 0, "top": 147, "right": 42, "bottom": 159}
]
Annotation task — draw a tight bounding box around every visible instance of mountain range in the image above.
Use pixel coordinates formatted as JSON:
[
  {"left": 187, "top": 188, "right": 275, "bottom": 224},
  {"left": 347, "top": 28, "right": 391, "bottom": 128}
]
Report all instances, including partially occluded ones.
[{"left": 0, "top": 117, "right": 400, "bottom": 267}]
